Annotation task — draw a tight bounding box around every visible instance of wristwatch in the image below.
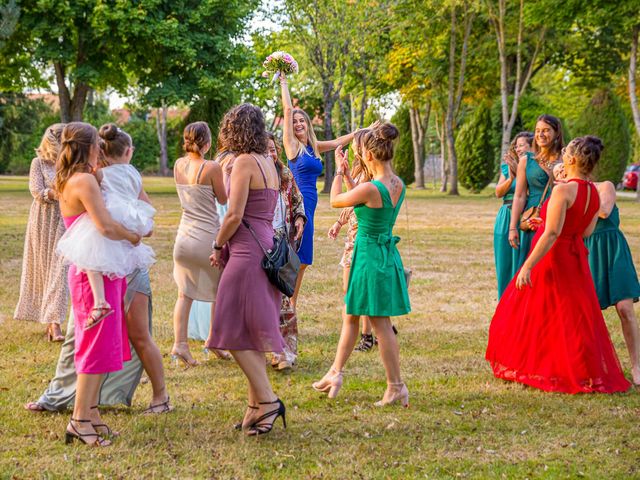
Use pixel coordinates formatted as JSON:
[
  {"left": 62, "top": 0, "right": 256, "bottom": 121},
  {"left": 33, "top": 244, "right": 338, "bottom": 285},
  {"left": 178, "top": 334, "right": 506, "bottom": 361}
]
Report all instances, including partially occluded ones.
[{"left": 213, "top": 242, "right": 223, "bottom": 251}]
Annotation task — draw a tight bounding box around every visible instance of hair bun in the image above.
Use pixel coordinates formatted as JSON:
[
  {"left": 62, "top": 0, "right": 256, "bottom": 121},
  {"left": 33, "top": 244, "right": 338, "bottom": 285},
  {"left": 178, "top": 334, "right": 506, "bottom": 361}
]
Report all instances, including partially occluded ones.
[
  {"left": 584, "top": 135, "right": 604, "bottom": 153},
  {"left": 99, "top": 123, "right": 119, "bottom": 141},
  {"left": 376, "top": 123, "right": 399, "bottom": 142}
]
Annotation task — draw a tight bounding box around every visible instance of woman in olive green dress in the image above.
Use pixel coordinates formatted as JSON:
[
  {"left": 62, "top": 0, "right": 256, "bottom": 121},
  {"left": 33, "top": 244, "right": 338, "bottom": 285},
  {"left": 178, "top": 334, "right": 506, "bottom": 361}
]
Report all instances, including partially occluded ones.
[
  {"left": 508, "top": 115, "right": 564, "bottom": 268},
  {"left": 586, "top": 180, "right": 640, "bottom": 385},
  {"left": 312, "top": 122, "right": 410, "bottom": 406},
  {"left": 494, "top": 132, "right": 533, "bottom": 298}
]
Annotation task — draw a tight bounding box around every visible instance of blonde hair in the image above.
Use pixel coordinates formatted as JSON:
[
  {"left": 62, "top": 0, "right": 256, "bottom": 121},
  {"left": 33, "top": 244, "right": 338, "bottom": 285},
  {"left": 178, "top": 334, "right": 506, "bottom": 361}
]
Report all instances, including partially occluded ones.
[
  {"left": 292, "top": 109, "right": 320, "bottom": 159},
  {"left": 54, "top": 122, "right": 98, "bottom": 194},
  {"left": 36, "top": 123, "right": 65, "bottom": 163}
]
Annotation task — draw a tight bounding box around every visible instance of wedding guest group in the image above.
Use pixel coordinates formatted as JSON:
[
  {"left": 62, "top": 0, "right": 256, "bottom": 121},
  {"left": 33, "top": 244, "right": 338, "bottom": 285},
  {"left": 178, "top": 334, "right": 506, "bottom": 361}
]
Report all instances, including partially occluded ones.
[{"left": 15, "top": 80, "right": 640, "bottom": 450}]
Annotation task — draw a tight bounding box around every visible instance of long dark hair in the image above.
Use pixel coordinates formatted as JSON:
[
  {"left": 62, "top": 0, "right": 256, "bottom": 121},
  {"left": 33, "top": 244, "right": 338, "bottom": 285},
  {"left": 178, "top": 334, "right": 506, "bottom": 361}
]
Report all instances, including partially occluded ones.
[{"left": 533, "top": 114, "right": 563, "bottom": 162}]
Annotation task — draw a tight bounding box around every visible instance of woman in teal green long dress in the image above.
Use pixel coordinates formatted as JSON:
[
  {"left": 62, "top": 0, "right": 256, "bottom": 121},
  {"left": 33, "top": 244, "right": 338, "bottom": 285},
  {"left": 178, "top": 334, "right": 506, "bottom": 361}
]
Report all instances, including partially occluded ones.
[
  {"left": 312, "top": 122, "right": 410, "bottom": 407},
  {"left": 494, "top": 132, "right": 533, "bottom": 298},
  {"left": 586, "top": 181, "right": 640, "bottom": 385},
  {"left": 508, "top": 115, "right": 564, "bottom": 268}
]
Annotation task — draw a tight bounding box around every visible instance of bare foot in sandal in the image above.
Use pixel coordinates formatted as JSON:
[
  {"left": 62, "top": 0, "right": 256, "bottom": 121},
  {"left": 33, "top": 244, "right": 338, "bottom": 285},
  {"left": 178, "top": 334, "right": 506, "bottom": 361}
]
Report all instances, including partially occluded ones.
[{"left": 85, "top": 303, "right": 114, "bottom": 331}]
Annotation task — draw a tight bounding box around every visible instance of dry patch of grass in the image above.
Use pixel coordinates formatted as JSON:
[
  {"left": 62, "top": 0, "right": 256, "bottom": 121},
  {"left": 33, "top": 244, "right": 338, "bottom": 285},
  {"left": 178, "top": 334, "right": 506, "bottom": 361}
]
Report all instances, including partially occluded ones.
[{"left": 1, "top": 176, "right": 639, "bottom": 479}]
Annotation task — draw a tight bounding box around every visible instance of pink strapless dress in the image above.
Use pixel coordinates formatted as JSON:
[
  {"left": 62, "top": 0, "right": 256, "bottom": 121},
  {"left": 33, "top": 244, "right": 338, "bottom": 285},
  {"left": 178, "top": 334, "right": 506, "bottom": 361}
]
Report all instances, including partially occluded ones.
[{"left": 63, "top": 214, "right": 131, "bottom": 374}]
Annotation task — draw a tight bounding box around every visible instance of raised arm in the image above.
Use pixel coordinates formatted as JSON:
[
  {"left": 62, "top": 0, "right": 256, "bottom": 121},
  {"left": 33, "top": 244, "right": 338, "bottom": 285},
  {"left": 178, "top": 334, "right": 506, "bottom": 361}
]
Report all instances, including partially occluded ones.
[
  {"left": 495, "top": 170, "right": 513, "bottom": 198},
  {"left": 318, "top": 132, "right": 355, "bottom": 154},
  {"left": 596, "top": 181, "right": 616, "bottom": 219},
  {"left": 76, "top": 174, "right": 140, "bottom": 244},
  {"left": 508, "top": 156, "right": 529, "bottom": 249},
  {"left": 280, "top": 75, "right": 298, "bottom": 160},
  {"left": 515, "top": 185, "right": 569, "bottom": 288},
  {"left": 330, "top": 175, "right": 375, "bottom": 209},
  {"left": 29, "top": 158, "right": 55, "bottom": 203}
]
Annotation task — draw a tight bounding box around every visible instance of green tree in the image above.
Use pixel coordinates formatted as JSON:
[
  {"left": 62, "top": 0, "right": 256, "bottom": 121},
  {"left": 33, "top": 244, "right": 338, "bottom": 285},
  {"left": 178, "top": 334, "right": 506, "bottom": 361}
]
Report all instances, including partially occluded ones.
[
  {"left": 391, "top": 105, "right": 415, "bottom": 185},
  {"left": 0, "top": 94, "right": 53, "bottom": 173},
  {"left": 574, "top": 89, "right": 630, "bottom": 183},
  {"left": 131, "top": 0, "right": 258, "bottom": 175},
  {"left": 0, "top": 1, "right": 139, "bottom": 122},
  {"left": 457, "top": 102, "right": 496, "bottom": 192}
]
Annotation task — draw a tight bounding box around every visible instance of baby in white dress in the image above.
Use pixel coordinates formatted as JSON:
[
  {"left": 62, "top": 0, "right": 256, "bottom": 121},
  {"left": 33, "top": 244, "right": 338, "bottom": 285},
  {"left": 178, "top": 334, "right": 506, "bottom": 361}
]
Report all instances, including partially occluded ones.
[{"left": 57, "top": 124, "right": 155, "bottom": 329}]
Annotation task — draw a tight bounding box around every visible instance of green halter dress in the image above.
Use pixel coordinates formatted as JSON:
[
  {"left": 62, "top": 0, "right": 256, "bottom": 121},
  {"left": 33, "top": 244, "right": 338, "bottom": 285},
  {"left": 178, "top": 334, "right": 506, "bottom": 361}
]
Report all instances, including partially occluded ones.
[
  {"left": 345, "top": 179, "right": 411, "bottom": 317},
  {"left": 585, "top": 204, "right": 640, "bottom": 309}
]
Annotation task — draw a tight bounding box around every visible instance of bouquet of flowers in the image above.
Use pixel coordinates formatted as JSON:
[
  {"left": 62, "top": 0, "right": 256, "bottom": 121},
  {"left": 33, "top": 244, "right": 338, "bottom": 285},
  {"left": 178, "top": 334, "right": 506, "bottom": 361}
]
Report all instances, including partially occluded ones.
[{"left": 262, "top": 51, "right": 299, "bottom": 84}]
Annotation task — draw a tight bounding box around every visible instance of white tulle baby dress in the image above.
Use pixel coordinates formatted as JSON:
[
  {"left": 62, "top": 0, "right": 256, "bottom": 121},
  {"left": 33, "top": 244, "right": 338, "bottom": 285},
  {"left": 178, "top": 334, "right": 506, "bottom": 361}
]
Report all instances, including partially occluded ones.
[{"left": 57, "top": 163, "right": 156, "bottom": 279}]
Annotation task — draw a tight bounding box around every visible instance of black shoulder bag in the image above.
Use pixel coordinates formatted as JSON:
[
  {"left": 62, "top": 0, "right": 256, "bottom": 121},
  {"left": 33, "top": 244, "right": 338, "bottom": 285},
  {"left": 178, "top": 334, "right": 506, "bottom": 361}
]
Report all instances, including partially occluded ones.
[{"left": 242, "top": 177, "right": 301, "bottom": 297}]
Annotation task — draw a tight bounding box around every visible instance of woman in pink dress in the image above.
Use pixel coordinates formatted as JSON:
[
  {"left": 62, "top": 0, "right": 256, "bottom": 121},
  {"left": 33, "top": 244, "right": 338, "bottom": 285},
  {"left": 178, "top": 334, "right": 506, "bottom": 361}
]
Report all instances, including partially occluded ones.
[{"left": 55, "top": 122, "right": 141, "bottom": 447}]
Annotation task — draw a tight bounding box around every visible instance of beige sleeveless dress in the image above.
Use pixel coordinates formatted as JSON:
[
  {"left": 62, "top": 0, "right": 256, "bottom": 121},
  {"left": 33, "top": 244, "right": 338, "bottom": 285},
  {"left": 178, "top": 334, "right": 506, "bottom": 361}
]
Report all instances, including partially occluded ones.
[{"left": 173, "top": 161, "right": 221, "bottom": 302}]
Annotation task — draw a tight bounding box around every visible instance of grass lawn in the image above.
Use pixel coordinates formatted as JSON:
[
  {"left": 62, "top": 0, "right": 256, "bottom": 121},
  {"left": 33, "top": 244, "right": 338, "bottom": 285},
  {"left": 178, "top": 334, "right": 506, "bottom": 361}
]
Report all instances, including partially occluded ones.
[{"left": 1, "top": 175, "right": 640, "bottom": 479}]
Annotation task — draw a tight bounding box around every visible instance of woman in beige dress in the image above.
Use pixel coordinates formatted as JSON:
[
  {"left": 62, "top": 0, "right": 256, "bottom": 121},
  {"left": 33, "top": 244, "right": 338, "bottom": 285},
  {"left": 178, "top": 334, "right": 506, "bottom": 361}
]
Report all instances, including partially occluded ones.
[
  {"left": 172, "top": 122, "right": 229, "bottom": 366},
  {"left": 14, "top": 124, "right": 68, "bottom": 342}
]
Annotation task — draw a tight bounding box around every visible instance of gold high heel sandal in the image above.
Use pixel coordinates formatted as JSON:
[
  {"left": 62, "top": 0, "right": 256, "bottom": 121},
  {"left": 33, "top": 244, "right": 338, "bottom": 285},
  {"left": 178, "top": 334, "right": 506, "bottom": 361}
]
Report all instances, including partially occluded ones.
[
  {"left": 312, "top": 369, "right": 343, "bottom": 399},
  {"left": 374, "top": 382, "right": 409, "bottom": 407},
  {"left": 46, "top": 323, "right": 64, "bottom": 342},
  {"left": 170, "top": 342, "right": 199, "bottom": 367}
]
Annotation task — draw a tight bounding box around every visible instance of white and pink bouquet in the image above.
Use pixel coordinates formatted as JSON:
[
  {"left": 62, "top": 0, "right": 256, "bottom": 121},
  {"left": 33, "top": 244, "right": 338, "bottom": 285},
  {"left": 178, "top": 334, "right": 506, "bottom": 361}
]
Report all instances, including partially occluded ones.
[{"left": 262, "top": 51, "right": 299, "bottom": 84}]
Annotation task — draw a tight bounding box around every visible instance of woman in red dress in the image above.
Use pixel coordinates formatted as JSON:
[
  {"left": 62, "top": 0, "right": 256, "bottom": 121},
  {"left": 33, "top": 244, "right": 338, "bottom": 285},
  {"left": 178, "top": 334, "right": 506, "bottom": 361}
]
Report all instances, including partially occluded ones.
[{"left": 486, "top": 136, "right": 630, "bottom": 394}]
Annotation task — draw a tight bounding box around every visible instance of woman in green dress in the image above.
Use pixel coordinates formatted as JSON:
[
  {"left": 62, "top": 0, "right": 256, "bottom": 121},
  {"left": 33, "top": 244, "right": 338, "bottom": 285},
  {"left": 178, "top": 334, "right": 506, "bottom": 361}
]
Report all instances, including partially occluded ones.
[
  {"left": 312, "top": 122, "right": 411, "bottom": 406},
  {"left": 586, "top": 180, "right": 640, "bottom": 385},
  {"left": 508, "top": 115, "right": 564, "bottom": 268},
  {"left": 494, "top": 132, "right": 533, "bottom": 298}
]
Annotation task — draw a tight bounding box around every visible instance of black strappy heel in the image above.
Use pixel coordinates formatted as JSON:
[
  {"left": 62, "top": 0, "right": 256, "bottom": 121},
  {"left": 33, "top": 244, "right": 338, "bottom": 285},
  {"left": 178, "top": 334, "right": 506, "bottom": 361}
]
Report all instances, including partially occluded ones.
[
  {"left": 89, "top": 405, "right": 119, "bottom": 437},
  {"left": 234, "top": 405, "right": 259, "bottom": 431},
  {"left": 355, "top": 333, "right": 375, "bottom": 352},
  {"left": 245, "top": 399, "right": 287, "bottom": 436},
  {"left": 142, "top": 396, "right": 173, "bottom": 415},
  {"left": 65, "top": 418, "right": 111, "bottom": 447}
]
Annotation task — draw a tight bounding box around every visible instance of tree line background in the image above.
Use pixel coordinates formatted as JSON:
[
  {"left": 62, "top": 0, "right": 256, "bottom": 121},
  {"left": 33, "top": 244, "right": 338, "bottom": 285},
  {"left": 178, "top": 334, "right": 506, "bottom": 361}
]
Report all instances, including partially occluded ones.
[{"left": 0, "top": 0, "right": 638, "bottom": 196}]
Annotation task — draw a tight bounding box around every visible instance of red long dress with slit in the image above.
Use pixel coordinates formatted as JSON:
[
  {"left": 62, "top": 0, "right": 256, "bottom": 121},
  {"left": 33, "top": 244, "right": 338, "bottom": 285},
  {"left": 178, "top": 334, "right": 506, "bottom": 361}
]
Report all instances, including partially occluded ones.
[{"left": 486, "top": 179, "right": 630, "bottom": 394}]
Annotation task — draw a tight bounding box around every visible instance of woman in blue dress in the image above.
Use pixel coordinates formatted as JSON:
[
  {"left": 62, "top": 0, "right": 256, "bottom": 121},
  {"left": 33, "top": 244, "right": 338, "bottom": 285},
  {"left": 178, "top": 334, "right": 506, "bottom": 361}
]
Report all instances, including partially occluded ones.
[
  {"left": 508, "top": 114, "right": 564, "bottom": 268},
  {"left": 494, "top": 132, "right": 533, "bottom": 298},
  {"left": 280, "top": 73, "right": 355, "bottom": 307}
]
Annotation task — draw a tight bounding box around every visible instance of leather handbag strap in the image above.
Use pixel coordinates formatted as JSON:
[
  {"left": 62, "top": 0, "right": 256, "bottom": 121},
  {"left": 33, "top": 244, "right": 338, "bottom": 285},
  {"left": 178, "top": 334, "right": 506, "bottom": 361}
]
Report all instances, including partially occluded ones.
[{"left": 537, "top": 175, "right": 553, "bottom": 209}]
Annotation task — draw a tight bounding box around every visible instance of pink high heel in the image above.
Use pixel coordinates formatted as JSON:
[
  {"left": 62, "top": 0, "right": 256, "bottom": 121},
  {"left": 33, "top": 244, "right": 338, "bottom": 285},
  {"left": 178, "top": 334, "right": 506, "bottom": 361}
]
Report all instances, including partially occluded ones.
[
  {"left": 312, "top": 369, "right": 343, "bottom": 399},
  {"left": 374, "top": 382, "right": 409, "bottom": 407}
]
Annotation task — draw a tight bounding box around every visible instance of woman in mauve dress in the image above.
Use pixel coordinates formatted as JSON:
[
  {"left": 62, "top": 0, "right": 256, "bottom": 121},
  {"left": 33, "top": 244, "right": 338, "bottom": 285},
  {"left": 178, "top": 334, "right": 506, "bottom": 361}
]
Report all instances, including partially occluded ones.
[{"left": 208, "top": 104, "right": 287, "bottom": 436}]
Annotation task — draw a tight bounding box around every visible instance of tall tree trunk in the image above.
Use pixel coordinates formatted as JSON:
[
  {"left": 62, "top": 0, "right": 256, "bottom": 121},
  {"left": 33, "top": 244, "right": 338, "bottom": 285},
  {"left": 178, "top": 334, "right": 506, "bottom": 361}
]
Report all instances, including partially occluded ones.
[
  {"left": 156, "top": 103, "right": 169, "bottom": 176},
  {"left": 446, "top": 2, "right": 459, "bottom": 196},
  {"left": 630, "top": 24, "right": 640, "bottom": 138},
  {"left": 321, "top": 97, "right": 336, "bottom": 193},
  {"left": 54, "top": 62, "right": 72, "bottom": 123},
  {"left": 70, "top": 82, "right": 89, "bottom": 121},
  {"left": 435, "top": 110, "right": 448, "bottom": 192},
  {"left": 359, "top": 78, "right": 367, "bottom": 128},
  {"left": 489, "top": 0, "right": 545, "bottom": 157},
  {"left": 409, "top": 104, "right": 428, "bottom": 189}
]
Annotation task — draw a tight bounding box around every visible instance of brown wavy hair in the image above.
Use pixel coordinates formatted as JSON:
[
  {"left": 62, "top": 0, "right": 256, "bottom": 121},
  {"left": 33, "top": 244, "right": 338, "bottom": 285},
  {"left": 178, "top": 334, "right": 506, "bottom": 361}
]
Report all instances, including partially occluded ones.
[
  {"left": 37, "top": 123, "right": 66, "bottom": 163},
  {"left": 362, "top": 122, "right": 399, "bottom": 163},
  {"left": 54, "top": 122, "right": 98, "bottom": 194},
  {"left": 99, "top": 123, "right": 132, "bottom": 160},
  {"left": 533, "top": 114, "right": 564, "bottom": 161},
  {"left": 219, "top": 104, "right": 268, "bottom": 155},
  {"left": 183, "top": 121, "right": 211, "bottom": 154}
]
